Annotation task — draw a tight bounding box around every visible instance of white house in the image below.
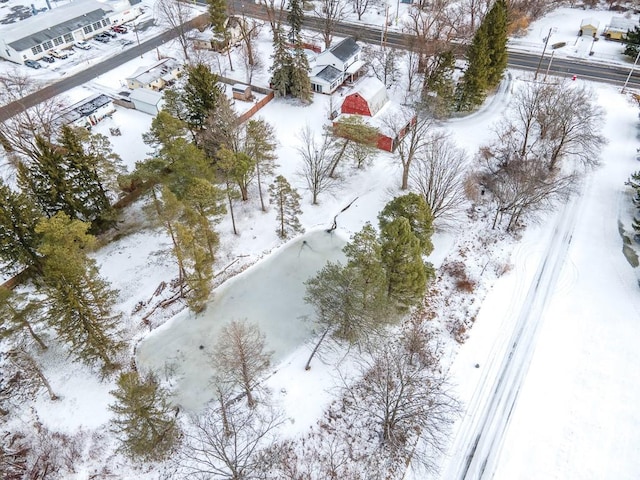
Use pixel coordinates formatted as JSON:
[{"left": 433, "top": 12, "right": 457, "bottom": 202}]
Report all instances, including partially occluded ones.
[
  {"left": 309, "top": 37, "right": 366, "bottom": 94},
  {"left": 0, "top": 0, "right": 141, "bottom": 64},
  {"left": 129, "top": 88, "right": 164, "bottom": 115},
  {"left": 61, "top": 94, "right": 115, "bottom": 129},
  {"left": 126, "top": 58, "right": 182, "bottom": 90}
]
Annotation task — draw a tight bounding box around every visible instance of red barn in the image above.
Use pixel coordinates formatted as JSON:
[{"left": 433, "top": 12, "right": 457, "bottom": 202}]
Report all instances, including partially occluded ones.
[{"left": 336, "top": 77, "right": 417, "bottom": 152}]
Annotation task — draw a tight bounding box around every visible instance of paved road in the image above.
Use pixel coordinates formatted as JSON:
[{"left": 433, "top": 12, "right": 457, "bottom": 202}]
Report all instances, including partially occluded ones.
[
  {"left": 0, "top": 14, "right": 207, "bottom": 123},
  {"left": 1, "top": 8, "right": 639, "bottom": 123}
]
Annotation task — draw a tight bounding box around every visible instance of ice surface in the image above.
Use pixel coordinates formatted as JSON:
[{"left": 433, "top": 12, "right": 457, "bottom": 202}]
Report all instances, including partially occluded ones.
[{"left": 136, "top": 229, "right": 347, "bottom": 411}]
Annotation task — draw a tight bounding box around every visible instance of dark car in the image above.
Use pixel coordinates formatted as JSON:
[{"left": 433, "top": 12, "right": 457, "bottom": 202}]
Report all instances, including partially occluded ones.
[
  {"left": 24, "top": 59, "right": 41, "bottom": 69},
  {"left": 94, "top": 34, "right": 110, "bottom": 43},
  {"left": 41, "top": 54, "right": 55, "bottom": 63},
  {"left": 101, "top": 30, "right": 117, "bottom": 38}
]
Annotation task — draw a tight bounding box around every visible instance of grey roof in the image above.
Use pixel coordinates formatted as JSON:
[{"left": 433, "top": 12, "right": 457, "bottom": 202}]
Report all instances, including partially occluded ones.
[
  {"left": 6, "top": 5, "right": 112, "bottom": 51},
  {"left": 314, "top": 65, "right": 342, "bottom": 83},
  {"left": 130, "top": 88, "right": 163, "bottom": 105},
  {"left": 329, "top": 37, "right": 360, "bottom": 62}
]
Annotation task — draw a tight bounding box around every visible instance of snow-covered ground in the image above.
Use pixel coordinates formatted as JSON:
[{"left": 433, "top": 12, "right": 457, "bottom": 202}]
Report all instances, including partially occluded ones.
[{"left": 2, "top": 2, "right": 640, "bottom": 479}]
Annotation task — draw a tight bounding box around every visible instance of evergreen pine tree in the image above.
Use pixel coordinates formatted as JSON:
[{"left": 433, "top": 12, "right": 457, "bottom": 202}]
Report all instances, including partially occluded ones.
[
  {"left": 269, "top": 175, "right": 303, "bottom": 238},
  {"left": 18, "top": 136, "right": 74, "bottom": 219},
  {"left": 380, "top": 217, "right": 427, "bottom": 311},
  {"left": 208, "top": 0, "right": 228, "bottom": 36},
  {"left": 58, "top": 126, "right": 115, "bottom": 231},
  {"left": 0, "top": 178, "right": 43, "bottom": 273},
  {"left": 626, "top": 171, "right": 640, "bottom": 233},
  {"left": 287, "top": 0, "right": 304, "bottom": 43},
  {"left": 110, "top": 371, "right": 179, "bottom": 461},
  {"left": 624, "top": 25, "right": 640, "bottom": 58},
  {"left": 36, "top": 212, "right": 123, "bottom": 372},
  {"left": 0, "top": 287, "right": 47, "bottom": 350},
  {"left": 182, "top": 63, "right": 223, "bottom": 134},
  {"left": 343, "top": 223, "right": 391, "bottom": 321},
  {"left": 290, "top": 44, "right": 312, "bottom": 102},
  {"left": 270, "top": 29, "right": 293, "bottom": 97},
  {"left": 245, "top": 119, "right": 278, "bottom": 211},
  {"left": 423, "top": 51, "right": 456, "bottom": 116},
  {"left": 378, "top": 193, "right": 435, "bottom": 255},
  {"left": 484, "top": 0, "right": 509, "bottom": 88},
  {"left": 455, "top": 23, "right": 491, "bottom": 111}
]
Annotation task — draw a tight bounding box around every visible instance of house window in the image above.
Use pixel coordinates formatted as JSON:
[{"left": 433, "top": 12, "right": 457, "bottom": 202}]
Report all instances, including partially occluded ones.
[
  {"left": 53, "top": 36, "right": 63, "bottom": 46},
  {"left": 31, "top": 45, "right": 43, "bottom": 55},
  {"left": 312, "top": 83, "right": 322, "bottom": 93},
  {"left": 93, "top": 22, "right": 102, "bottom": 30},
  {"left": 42, "top": 41, "right": 53, "bottom": 50},
  {"left": 64, "top": 33, "right": 74, "bottom": 43},
  {"left": 84, "top": 25, "right": 93, "bottom": 34},
  {"left": 102, "top": 19, "right": 110, "bottom": 27}
]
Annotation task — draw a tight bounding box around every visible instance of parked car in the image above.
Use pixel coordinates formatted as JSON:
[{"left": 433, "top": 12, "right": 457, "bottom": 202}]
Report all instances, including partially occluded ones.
[
  {"left": 111, "top": 25, "right": 128, "bottom": 34},
  {"left": 41, "top": 54, "right": 55, "bottom": 63},
  {"left": 50, "top": 49, "right": 69, "bottom": 59},
  {"left": 94, "top": 34, "right": 110, "bottom": 43},
  {"left": 101, "top": 30, "right": 117, "bottom": 38},
  {"left": 24, "top": 59, "right": 41, "bottom": 69},
  {"left": 74, "top": 41, "right": 91, "bottom": 50}
]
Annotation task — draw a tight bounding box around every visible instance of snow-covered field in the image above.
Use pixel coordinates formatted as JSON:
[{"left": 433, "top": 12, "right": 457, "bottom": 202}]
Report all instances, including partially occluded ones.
[{"left": 2, "top": 1, "right": 640, "bottom": 479}]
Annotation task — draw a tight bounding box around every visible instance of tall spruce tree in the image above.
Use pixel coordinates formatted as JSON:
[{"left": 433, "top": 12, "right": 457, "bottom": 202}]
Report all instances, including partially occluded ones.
[
  {"left": 270, "top": 29, "right": 294, "bottom": 97},
  {"left": 18, "top": 136, "right": 74, "bottom": 219},
  {"left": 110, "top": 371, "right": 179, "bottom": 461},
  {"left": 0, "top": 178, "right": 43, "bottom": 273},
  {"left": 287, "top": 0, "right": 304, "bottom": 43},
  {"left": 455, "top": 22, "right": 491, "bottom": 111},
  {"left": 484, "top": 0, "right": 509, "bottom": 88},
  {"left": 36, "top": 212, "right": 123, "bottom": 372},
  {"left": 423, "top": 50, "right": 456, "bottom": 116},
  {"left": 380, "top": 217, "right": 427, "bottom": 312},
  {"left": 290, "top": 46, "right": 312, "bottom": 102},
  {"left": 269, "top": 175, "right": 303, "bottom": 238}
]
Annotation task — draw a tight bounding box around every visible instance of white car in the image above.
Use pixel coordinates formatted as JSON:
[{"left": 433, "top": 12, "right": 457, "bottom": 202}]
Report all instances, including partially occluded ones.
[
  {"left": 49, "top": 49, "right": 69, "bottom": 59},
  {"left": 74, "top": 41, "right": 91, "bottom": 50}
]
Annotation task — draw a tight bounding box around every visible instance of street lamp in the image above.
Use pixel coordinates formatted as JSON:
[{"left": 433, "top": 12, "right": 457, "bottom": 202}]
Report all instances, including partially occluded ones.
[{"left": 622, "top": 49, "right": 640, "bottom": 94}]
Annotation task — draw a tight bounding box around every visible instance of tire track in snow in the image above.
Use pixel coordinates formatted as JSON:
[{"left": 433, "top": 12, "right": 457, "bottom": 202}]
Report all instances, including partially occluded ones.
[{"left": 446, "top": 191, "right": 583, "bottom": 480}]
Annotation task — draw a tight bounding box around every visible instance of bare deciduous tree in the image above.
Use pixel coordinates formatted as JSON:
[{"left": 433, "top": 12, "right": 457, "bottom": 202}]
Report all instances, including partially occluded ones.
[
  {"left": 213, "top": 319, "right": 272, "bottom": 408},
  {"left": 314, "top": 0, "right": 348, "bottom": 49},
  {"left": 155, "top": 0, "right": 194, "bottom": 61},
  {"left": 0, "top": 73, "right": 67, "bottom": 162},
  {"left": 345, "top": 341, "right": 457, "bottom": 474},
  {"left": 409, "top": 132, "right": 468, "bottom": 223},
  {"left": 179, "top": 401, "right": 284, "bottom": 480},
  {"left": 352, "top": 0, "right": 371, "bottom": 21},
  {"left": 296, "top": 125, "right": 335, "bottom": 204},
  {"left": 252, "top": 0, "right": 287, "bottom": 40},
  {"left": 384, "top": 110, "right": 434, "bottom": 190}
]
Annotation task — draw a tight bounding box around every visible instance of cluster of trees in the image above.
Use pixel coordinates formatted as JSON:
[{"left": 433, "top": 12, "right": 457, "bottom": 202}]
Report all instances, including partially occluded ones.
[
  {"left": 269, "top": 0, "right": 312, "bottom": 102},
  {"left": 303, "top": 193, "right": 436, "bottom": 368},
  {"left": 455, "top": 0, "right": 509, "bottom": 111},
  {"left": 476, "top": 79, "right": 605, "bottom": 230}
]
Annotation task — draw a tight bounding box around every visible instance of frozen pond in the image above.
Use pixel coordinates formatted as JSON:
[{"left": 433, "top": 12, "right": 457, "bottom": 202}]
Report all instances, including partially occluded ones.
[{"left": 136, "top": 229, "right": 347, "bottom": 411}]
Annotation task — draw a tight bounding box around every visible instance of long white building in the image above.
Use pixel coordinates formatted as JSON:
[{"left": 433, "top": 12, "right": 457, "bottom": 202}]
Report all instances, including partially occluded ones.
[{"left": 0, "top": 0, "right": 141, "bottom": 64}]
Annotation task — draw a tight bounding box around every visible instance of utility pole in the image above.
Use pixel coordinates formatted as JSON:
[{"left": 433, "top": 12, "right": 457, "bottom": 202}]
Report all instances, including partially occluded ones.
[
  {"left": 622, "top": 49, "right": 640, "bottom": 94},
  {"left": 534, "top": 27, "right": 553, "bottom": 80},
  {"left": 543, "top": 50, "right": 555, "bottom": 82}
]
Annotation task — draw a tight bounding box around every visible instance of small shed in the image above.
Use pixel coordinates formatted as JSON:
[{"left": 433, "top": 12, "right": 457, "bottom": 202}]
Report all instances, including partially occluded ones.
[
  {"left": 580, "top": 18, "right": 600, "bottom": 37},
  {"left": 130, "top": 88, "right": 164, "bottom": 115},
  {"left": 232, "top": 83, "right": 252, "bottom": 101}
]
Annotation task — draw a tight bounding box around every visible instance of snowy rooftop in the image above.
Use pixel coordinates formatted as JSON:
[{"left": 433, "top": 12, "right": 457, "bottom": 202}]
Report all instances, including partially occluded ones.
[
  {"left": 126, "top": 57, "right": 181, "bottom": 84},
  {"left": 1, "top": 0, "right": 114, "bottom": 48}
]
